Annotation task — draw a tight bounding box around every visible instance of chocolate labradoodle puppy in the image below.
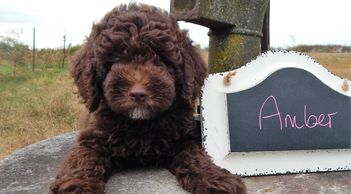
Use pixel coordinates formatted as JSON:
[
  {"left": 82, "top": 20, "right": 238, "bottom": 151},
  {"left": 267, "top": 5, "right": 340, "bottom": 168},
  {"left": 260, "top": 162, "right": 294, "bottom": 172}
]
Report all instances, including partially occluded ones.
[{"left": 49, "top": 3, "right": 246, "bottom": 194}]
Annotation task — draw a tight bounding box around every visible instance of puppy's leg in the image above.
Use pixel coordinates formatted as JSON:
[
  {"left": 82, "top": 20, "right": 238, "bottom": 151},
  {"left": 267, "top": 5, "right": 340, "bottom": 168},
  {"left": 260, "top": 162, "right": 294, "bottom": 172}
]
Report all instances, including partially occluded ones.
[
  {"left": 169, "top": 144, "right": 247, "bottom": 194},
  {"left": 49, "top": 144, "right": 109, "bottom": 194}
]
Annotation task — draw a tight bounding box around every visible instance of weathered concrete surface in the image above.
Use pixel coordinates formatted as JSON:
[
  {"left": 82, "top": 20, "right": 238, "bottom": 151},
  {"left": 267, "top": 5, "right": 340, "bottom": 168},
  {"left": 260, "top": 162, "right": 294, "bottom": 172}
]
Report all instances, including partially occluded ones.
[
  {"left": 0, "top": 132, "right": 77, "bottom": 194},
  {"left": 244, "top": 171, "right": 351, "bottom": 194},
  {"left": 0, "top": 132, "right": 187, "bottom": 194},
  {"left": 0, "top": 132, "right": 350, "bottom": 194}
]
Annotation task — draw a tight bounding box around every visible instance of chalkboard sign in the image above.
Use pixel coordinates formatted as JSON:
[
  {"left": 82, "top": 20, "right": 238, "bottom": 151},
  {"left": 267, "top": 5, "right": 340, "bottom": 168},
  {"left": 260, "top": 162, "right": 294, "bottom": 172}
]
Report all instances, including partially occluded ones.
[
  {"left": 201, "top": 51, "right": 351, "bottom": 176},
  {"left": 227, "top": 68, "right": 351, "bottom": 152}
]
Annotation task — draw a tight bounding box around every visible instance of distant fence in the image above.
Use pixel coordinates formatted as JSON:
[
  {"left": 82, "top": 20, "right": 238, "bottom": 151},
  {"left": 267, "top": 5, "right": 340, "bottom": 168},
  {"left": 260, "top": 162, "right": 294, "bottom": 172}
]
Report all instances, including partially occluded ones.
[{"left": 0, "top": 36, "right": 80, "bottom": 76}]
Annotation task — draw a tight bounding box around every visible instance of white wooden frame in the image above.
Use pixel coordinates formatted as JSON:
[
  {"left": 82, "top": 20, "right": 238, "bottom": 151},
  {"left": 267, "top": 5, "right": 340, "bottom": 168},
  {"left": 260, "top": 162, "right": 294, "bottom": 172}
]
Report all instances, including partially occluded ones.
[{"left": 201, "top": 51, "right": 351, "bottom": 176}]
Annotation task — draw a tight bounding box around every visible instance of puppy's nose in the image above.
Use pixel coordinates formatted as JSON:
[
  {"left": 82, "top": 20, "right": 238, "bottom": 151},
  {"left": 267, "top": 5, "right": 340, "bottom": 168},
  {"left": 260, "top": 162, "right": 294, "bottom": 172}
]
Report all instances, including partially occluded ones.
[{"left": 129, "top": 85, "right": 148, "bottom": 103}]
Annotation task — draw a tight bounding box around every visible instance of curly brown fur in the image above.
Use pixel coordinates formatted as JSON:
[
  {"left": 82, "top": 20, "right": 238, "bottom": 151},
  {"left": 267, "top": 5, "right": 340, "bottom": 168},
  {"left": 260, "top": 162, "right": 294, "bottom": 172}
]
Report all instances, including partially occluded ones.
[{"left": 49, "top": 3, "right": 246, "bottom": 194}]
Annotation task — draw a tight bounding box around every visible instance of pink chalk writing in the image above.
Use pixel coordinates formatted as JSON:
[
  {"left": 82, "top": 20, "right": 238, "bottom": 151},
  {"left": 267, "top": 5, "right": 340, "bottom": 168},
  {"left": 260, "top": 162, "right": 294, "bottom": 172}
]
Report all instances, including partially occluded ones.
[{"left": 258, "top": 95, "right": 338, "bottom": 130}]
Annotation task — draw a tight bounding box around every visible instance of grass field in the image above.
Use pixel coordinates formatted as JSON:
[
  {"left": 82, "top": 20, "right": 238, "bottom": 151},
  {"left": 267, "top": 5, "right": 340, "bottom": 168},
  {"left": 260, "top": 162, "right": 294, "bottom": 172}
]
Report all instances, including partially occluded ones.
[
  {"left": 0, "top": 52, "right": 350, "bottom": 159},
  {"left": 0, "top": 66, "right": 83, "bottom": 159},
  {"left": 200, "top": 51, "right": 351, "bottom": 79},
  {"left": 306, "top": 52, "right": 351, "bottom": 79}
]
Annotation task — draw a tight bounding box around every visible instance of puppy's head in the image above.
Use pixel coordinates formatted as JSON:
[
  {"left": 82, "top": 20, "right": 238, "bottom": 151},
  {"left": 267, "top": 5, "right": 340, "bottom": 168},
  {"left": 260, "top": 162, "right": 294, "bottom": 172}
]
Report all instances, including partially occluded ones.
[
  {"left": 71, "top": 3, "right": 207, "bottom": 120},
  {"left": 103, "top": 62, "right": 175, "bottom": 120}
]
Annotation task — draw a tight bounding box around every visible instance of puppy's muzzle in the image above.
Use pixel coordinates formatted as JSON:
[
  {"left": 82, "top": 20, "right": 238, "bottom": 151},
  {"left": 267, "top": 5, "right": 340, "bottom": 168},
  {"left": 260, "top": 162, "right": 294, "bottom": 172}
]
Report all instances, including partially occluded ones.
[{"left": 129, "top": 84, "right": 148, "bottom": 103}]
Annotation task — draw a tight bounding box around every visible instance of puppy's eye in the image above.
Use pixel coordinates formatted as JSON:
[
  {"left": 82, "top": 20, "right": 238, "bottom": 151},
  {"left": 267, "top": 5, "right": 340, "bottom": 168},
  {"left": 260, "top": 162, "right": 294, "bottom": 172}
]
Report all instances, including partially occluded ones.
[
  {"left": 156, "top": 62, "right": 167, "bottom": 68},
  {"left": 158, "top": 65, "right": 167, "bottom": 71},
  {"left": 160, "top": 65, "right": 174, "bottom": 77}
]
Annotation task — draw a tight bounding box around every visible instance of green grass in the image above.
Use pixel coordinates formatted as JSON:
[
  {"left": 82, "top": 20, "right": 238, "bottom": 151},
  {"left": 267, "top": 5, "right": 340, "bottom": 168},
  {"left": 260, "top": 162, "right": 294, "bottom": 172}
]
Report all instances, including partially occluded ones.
[
  {"left": 0, "top": 66, "right": 84, "bottom": 159},
  {"left": 0, "top": 64, "right": 14, "bottom": 75}
]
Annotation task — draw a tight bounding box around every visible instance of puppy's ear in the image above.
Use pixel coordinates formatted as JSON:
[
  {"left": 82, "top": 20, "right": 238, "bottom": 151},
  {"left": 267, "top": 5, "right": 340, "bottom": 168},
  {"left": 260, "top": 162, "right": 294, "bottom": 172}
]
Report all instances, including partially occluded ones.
[
  {"left": 180, "top": 38, "right": 208, "bottom": 106},
  {"left": 71, "top": 46, "right": 101, "bottom": 112}
]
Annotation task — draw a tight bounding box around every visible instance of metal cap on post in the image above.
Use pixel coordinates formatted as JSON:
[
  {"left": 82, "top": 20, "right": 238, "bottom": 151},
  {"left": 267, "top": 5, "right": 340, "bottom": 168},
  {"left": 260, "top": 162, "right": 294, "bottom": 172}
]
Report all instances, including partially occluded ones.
[{"left": 170, "top": 0, "right": 270, "bottom": 73}]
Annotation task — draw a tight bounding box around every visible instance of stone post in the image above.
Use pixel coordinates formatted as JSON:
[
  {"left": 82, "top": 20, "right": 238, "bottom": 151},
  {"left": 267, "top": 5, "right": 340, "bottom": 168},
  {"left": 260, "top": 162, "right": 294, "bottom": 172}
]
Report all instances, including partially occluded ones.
[{"left": 170, "top": 0, "right": 270, "bottom": 73}]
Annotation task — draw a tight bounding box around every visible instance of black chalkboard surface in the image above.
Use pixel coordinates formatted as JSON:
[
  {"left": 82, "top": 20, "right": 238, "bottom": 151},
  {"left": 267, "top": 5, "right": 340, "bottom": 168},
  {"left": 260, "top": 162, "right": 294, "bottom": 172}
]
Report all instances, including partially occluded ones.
[{"left": 227, "top": 68, "right": 351, "bottom": 152}]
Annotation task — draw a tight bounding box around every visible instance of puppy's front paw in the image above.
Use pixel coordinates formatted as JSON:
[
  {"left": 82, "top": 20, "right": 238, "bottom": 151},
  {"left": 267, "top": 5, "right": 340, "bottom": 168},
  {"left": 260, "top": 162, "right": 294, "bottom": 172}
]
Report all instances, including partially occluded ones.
[{"left": 49, "top": 177, "right": 105, "bottom": 194}]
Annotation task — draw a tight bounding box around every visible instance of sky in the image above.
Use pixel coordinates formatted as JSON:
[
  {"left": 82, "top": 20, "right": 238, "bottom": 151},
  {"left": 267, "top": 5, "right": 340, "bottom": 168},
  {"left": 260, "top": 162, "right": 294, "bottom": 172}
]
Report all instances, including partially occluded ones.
[{"left": 0, "top": 0, "right": 350, "bottom": 49}]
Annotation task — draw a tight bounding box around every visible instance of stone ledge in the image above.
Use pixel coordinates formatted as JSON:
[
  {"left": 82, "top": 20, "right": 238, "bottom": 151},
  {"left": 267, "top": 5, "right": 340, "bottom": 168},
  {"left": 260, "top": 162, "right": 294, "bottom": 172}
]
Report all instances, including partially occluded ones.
[
  {"left": 0, "top": 132, "right": 187, "bottom": 194},
  {"left": 0, "top": 132, "right": 77, "bottom": 194},
  {"left": 0, "top": 132, "right": 350, "bottom": 194}
]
